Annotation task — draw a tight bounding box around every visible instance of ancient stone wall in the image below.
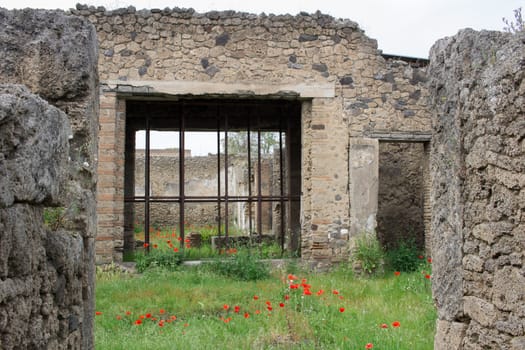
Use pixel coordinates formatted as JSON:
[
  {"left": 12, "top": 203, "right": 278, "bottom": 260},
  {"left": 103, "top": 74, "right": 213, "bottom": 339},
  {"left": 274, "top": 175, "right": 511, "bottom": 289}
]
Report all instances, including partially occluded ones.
[
  {"left": 74, "top": 4, "right": 431, "bottom": 265},
  {"left": 133, "top": 152, "right": 276, "bottom": 230},
  {"left": 0, "top": 9, "right": 98, "bottom": 349},
  {"left": 428, "top": 29, "right": 524, "bottom": 349}
]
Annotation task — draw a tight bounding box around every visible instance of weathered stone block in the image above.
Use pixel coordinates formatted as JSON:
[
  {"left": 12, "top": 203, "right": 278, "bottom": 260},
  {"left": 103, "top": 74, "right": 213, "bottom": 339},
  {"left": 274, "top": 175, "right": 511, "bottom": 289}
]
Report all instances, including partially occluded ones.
[
  {"left": 464, "top": 296, "right": 498, "bottom": 327},
  {"left": 0, "top": 85, "right": 70, "bottom": 207},
  {"left": 434, "top": 320, "right": 467, "bottom": 350}
]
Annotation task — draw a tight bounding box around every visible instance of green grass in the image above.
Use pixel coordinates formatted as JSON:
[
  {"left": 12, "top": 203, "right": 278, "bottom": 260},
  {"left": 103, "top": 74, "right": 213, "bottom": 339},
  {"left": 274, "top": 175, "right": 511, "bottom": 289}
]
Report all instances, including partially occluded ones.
[{"left": 95, "top": 264, "right": 436, "bottom": 349}]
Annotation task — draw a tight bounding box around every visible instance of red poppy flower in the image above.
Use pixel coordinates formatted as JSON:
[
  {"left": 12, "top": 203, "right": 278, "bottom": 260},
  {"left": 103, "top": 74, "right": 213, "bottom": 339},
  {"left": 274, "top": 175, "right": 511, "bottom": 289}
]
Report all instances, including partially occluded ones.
[
  {"left": 425, "top": 274, "right": 431, "bottom": 279},
  {"left": 116, "top": 315, "right": 122, "bottom": 320},
  {"left": 418, "top": 255, "right": 424, "bottom": 259},
  {"left": 427, "top": 257, "right": 432, "bottom": 263},
  {"left": 255, "top": 310, "right": 261, "bottom": 315},
  {"left": 365, "top": 343, "right": 373, "bottom": 349},
  {"left": 265, "top": 301, "right": 271, "bottom": 306},
  {"left": 170, "top": 315, "right": 177, "bottom": 321},
  {"left": 380, "top": 323, "right": 388, "bottom": 329},
  {"left": 159, "top": 309, "right": 165, "bottom": 314},
  {"left": 153, "top": 244, "right": 158, "bottom": 248},
  {"left": 287, "top": 274, "right": 298, "bottom": 281},
  {"left": 125, "top": 311, "right": 131, "bottom": 316},
  {"left": 244, "top": 312, "right": 250, "bottom": 319},
  {"left": 158, "top": 321, "right": 164, "bottom": 327},
  {"left": 392, "top": 321, "right": 401, "bottom": 328},
  {"left": 143, "top": 243, "right": 149, "bottom": 248},
  {"left": 317, "top": 289, "right": 325, "bottom": 296},
  {"left": 177, "top": 237, "right": 182, "bottom": 241},
  {"left": 224, "top": 317, "right": 231, "bottom": 323},
  {"left": 223, "top": 304, "right": 229, "bottom": 310},
  {"left": 290, "top": 284, "right": 299, "bottom": 289},
  {"left": 267, "top": 306, "right": 273, "bottom": 311},
  {"left": 303, "top": 289, "right": 312, "bottom": 296},
  {"left": 234, "top": 306, "right": 240, "bottom": 313},
  {"left": 394, "top": 271, "right": 401, "bottom": 276},
  {"left": 301, "top": 278, "right": 307, "bottom": 284},
  {"left": 185, "top": 244, "right": 191, "bottom": 249},
  {"left": 134, "top": 319, "right": 142, "bottom": 325},
  {"left": 166, "top": 240, "right": 171, "bottom": 244},
  {"left": 332, "top": 290, "right": 339, "bottom": 295},
  {"left": 173, "top": 247, "right": 179, "bottom": 252},
  {"left": 145, "top": 313, "right": 152, "bottom": 318},
  {"left": 95, "top": 311, "right": 102, "bottom": 316},
  {"left": 253, "top": 295, "right": 259, "bottom": 300},
  {"left": 279, "top": 303, "right": 285, "bottom": 308},
  {"left": 339, "top": 307, "right": 345, "bottom": 313},
  {"left": 184, "top": 238, "right": 190, "bottom": 243},
  {"left": 139, "top": 315, "right": 145, "bottom": 319}
]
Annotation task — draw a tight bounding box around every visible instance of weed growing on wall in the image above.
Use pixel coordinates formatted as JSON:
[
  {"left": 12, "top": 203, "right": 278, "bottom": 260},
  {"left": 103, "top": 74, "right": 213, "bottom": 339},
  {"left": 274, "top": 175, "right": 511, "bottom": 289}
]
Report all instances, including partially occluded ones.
[{"left": 352, "top": 232, "right": 385, "bottom": 275}]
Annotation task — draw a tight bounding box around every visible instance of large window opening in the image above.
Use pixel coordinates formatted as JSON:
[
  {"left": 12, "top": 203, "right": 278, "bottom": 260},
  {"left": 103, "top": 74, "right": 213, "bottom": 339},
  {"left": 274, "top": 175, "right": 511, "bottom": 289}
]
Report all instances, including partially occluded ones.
[{"left": 124, "top": 99, "right": 302, "bottom": 259}]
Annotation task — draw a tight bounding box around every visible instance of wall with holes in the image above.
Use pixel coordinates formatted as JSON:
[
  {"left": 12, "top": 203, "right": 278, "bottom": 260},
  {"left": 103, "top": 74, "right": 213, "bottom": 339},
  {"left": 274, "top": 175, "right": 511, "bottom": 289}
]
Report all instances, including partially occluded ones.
[
  {"left": 0, "top": 8, "right": 98, "bottom": 349},
  {"left": 428, "top": 29, "right": 525, "bottom": 350}
]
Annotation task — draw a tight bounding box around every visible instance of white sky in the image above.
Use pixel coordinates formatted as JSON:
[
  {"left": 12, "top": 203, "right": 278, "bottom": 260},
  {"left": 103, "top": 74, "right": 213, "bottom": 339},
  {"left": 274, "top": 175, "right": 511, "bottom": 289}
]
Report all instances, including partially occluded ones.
[{"left": 2, "top": 0, "right": 523, "bottom": 154}]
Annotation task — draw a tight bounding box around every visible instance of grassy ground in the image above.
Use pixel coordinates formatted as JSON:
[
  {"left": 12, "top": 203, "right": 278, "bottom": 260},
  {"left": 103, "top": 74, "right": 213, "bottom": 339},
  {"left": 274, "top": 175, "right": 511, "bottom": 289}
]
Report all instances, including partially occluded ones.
[{"left": 95, "top": 263, "right": 436, "bottom": 349}]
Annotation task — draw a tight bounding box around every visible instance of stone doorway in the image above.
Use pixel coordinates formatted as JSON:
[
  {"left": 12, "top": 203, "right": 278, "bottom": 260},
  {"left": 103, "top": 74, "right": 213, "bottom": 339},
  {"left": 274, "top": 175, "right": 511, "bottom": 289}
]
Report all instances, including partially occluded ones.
[
  {"left": 123, "top": 99, "right": 302, "bottom": 258},
  {"left": 376, "top": 141, "right": 430, "bottom": 252}
]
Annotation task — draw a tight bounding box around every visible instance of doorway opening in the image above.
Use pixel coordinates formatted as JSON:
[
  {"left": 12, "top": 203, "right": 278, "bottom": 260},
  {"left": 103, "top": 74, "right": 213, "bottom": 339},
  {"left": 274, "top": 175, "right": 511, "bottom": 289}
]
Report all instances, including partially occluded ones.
[
  {"left": 123, "top": 99, "right": 302, "bottom": 259},
  {"left": 377, "top": 141, "right": 430, "bottom": 252}
]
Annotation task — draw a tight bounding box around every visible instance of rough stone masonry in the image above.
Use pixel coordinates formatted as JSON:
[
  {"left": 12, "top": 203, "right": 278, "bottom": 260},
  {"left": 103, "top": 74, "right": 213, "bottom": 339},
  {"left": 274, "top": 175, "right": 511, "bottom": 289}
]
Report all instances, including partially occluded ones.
[
  {"left": 0, "top": 9, "right": 98, "bottom": 350},
  {"left": 72, "top": 4, "right": 432, "bottom": 265},
  {"left": 428, "top": 29, "right": 525, "bottom": 349}
]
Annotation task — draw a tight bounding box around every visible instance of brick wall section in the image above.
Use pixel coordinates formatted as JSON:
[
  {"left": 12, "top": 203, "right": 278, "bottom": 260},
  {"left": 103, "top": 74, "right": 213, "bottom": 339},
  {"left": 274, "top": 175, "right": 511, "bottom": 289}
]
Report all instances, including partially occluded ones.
[
  {"left": 73, "top": 5, "right": 432, "bottom": 265},
  {"left": 96, "top": 92, "right": 126, "bottom": 262}
]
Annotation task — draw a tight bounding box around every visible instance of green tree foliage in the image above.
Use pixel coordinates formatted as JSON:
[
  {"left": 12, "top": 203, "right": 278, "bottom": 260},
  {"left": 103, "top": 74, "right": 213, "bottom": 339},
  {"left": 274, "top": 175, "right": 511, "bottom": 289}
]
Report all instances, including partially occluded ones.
[{"left": 221, "top": 131, "right": 279, "bottom": 155}]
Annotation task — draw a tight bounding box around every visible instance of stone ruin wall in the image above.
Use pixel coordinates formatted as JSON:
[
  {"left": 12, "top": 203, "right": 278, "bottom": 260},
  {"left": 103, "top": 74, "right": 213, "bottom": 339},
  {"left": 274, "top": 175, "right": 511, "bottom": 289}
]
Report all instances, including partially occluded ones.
[
  {"left": 0, "top": 9, "right": 98, "bottom": 349},
  {"left": 428, "top": 29, "right": 525, "bottom": 349},
  {"left": 132, "top": 152, "right": 276, "bottom": 231},
  {"left": 73, "top": 5, "right": 432, "bottom": 265}
]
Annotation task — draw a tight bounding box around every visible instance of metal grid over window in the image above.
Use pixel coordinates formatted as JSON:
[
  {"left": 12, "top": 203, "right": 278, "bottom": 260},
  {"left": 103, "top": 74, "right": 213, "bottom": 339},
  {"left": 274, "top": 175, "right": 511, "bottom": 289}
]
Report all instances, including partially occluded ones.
[{"left": 124, "top": 99, "right": 302, "bottom": 256}]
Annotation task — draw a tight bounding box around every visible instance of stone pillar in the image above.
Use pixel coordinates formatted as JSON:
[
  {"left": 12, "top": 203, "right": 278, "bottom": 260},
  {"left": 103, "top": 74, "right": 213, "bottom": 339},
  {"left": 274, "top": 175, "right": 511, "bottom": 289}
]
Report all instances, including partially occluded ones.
[
  {"left": 96, "top": 89, "right": 126, "bottom": 262},
  {"left": 349, "top": 138, "right": 379, "bottom": 236},
  {"left": 0, "top": 9, "right": 98, "bottom": 349},
  {"left": 301, "top": 97, "right": 350, "bottom": 268},
  {"left": 428, "top": 29, "right": 525, "bottom": 350}
]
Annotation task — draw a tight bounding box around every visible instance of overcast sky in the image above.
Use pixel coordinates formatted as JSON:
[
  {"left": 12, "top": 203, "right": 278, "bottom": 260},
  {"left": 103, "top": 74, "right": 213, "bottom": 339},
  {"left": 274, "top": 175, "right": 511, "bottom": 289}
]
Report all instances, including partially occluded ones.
[{"left": 2, "top": 0, "right": 523, "bottom": 154}]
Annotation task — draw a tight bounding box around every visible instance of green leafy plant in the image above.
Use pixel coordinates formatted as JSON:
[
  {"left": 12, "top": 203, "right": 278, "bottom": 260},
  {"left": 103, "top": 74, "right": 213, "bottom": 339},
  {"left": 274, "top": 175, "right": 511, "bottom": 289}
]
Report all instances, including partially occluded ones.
[
  {"left": 43, "top": 207, "right": 66, "bottom": 230},
  {"left": 386, "top": 239, "right": 424, "bottom": 272},
  {"left": 208, "top": 250, "right": 270, "bottom": 281},
  {"left": 135, "top": 249, "right": 182, "bottom": 273},
  {"left": 352, "top": 232, "right": 385, "bottom": 275}
]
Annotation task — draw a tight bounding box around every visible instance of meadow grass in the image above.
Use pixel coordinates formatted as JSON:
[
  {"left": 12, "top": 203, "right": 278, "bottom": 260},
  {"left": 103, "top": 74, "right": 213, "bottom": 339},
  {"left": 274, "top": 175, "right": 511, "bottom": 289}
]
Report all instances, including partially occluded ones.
[{"left": 95, "top": 263, "right": 436, "bottom": 349}]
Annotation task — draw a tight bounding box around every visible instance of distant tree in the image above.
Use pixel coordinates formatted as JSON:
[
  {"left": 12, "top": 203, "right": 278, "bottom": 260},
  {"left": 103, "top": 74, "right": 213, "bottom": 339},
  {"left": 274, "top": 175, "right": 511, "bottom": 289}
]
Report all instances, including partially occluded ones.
[
  {"left": 503, "top": 7, "right": 524, "bottom": 33},
  {"left": 221, "top": 131, "right": 279, "bottom": 155}
]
